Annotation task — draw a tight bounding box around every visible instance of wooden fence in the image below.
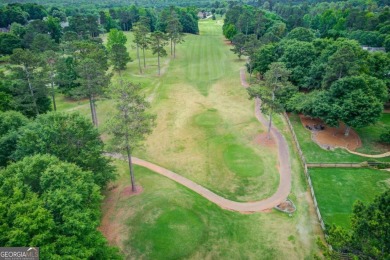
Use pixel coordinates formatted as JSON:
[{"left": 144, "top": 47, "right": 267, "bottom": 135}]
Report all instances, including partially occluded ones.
[
  {"left": 283, "top": 112, "right": 326, "bottom": 231},
  {"left": 307, "top": 163, "right": 362, "bottom": 168}
]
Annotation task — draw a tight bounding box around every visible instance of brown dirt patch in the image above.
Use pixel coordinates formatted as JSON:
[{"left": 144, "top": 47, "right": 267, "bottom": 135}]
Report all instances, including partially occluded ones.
[
  {"left": 254, "top": 133, "right": 276, "bottom": 148},
  {"left": 300, "top": 115, "right": 362, "bottom": 151},
  {"left": 121, "top": 185, "right": 143, "bottom": 197},
  {"left": 99, "top": 184, "right": 142, "bottom": 248},
  {"left": 276, "top": 201, "right": 295, "bottom": 212},
  {"left": 224, "top": 39, "right": 233, "bottom": 46}
]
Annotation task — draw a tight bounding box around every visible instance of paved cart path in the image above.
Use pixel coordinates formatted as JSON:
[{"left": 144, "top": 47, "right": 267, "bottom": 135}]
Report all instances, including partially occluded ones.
[
  {"left": 107, "top": 69, "right": 292, "bottom": 213},
  {"left": 346, "top": 149, "right": 390, "bottom": 158}
]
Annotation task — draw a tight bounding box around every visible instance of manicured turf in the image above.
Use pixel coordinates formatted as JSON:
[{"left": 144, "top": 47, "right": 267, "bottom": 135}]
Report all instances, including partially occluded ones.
[
  {"left": 356, "top": 113, "right": 390, "bottom": 154},
  {"left": 115, "top": 19, "right": 280, "bottom": 201},
  {"left": 310, "top": 168, "right": 390, "bottom": 229},
  {"left": 184, "top": 20, "right": 230, "bottom": 96},
  {"left": 106, "top": 158, "right": 320, "bottom": 259},
  {"left": 130, "top": 206, "right": 205, "bottom": 259},
  {"left": 190, "top": 108, "right": 274, "bottom": 200},
  {"left": 57, "top": 21, "right": 281, "bottom": 202},
  {"left": 288, "top": 113, "right": 390, "bottom": 163},
  {"left": 224, "top": 144, "right": 264, "bottom": 178},
  {"left": 61, "top": 19, "right": 322, "bottom": 258}
]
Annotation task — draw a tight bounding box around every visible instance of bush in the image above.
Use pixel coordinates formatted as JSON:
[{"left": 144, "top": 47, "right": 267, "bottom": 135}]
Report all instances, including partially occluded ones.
[{"left": 379, "top": 128, "right": 390, "bottom": 144}]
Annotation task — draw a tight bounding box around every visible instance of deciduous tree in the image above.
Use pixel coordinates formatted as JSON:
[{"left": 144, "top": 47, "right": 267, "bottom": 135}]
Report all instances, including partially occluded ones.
[
  {"left": 325, "top": 190, "right": 390, "bottom": 259},
  {"left": 329, "top": 75, "right": 387, "bottom": 135},
  {"left": 107, "top": 28, "right": 127, "bottom": 51},
  {"left": 231, "top": 33, "right": 247, "bottom": 60},
  {"left": 322, "top": 39, "right": 366, "bottom": 87},
  {"left": 0, "top": 111, "right": 29, "bottom": 167},
  {"left": 0, "top": 33, "right": 21, "bottom": 55},
  {"left": 46, "top": 16, "right": 62, "bottom": 43},
  {"left": 251, "top": 43, "right": 279, "bottom": 77},
  {"left": 286, "top": 27, "right": 316, "bottom": 42},
  {"left": 31, "top": 33, "right": 59, "bottom": 53},
  {"left": 14, "top": 112, "right": 115, "bottom": 188},
  {"left": 244, "top": 34, "right": 261, "bottom": 79},
  {"left": 279, "top": 40, "right": 316, "bottom": 86},
  {"left": 0, "top": 154, "right": 121, "bottom": 259}
]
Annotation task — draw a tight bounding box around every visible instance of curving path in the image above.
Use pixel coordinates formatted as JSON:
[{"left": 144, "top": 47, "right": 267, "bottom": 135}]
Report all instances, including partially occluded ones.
[
  {"left": 107, "top": 69, "right": 292, "bottom": 213},
  {"left": 346, "top": 149, "right": 390, "bottom": 158}
]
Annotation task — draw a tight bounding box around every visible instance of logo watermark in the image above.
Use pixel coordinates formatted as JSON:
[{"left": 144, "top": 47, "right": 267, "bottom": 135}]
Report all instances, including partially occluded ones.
[{"left": 0, "top": 247, "right": 39, "bottom": 260}]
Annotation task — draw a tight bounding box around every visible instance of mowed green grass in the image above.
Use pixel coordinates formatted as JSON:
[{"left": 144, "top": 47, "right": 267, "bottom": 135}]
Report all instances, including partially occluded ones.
[
  {"left": 61, "top": 20, "right": 322, "bottom": 258},
  {"left": 356, "top": 113, "right": 390, "bottom": 154},
  {"left": 184, "top": 20, "right": 230, "bottom": 96},
  {"left": 288, "top": 113, "right": 390, "bottom": 163},
  {"left": 130, "top": 19, "right": 280, "bottom": 202},
  {"left": 310, "top": 168, "right": 390, "bottom": 229},
  {"left": 57, "top": 20, "right": 280, "bottom": 201},
  {"left": 107, "top": 159, "right": 320, "bottom": 259}
]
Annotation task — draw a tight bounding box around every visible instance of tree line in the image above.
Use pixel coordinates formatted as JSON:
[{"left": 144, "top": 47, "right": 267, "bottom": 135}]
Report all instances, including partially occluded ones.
[
  {"left": 2, "top": 0, "right": 229, "bottom": 9},
  {"left": 0, "top": 2, "right": 191, "bottom": 120},
  {"left": 272, "top": 1, "right": 390, "bottom": 49},
  {"left": 224, "top": 2, "right": 389, "bottom": 140},
  {"left": 0, "top": 111, "right": 120, "bottom": 258}
]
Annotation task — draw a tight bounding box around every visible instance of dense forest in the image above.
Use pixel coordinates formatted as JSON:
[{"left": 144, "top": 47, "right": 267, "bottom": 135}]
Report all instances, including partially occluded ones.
[
  {"left": 223, "top": 1, "right": 389, "bottom": 139},
  {"left": 1, "top": 0, "right": 227, "bottom": 9}
]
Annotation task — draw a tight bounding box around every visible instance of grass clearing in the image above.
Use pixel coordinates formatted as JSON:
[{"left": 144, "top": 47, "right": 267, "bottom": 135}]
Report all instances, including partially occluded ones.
[
  {"left": 55, "top": 93, "right": 89, "bottom": 111},
  {"left": 288, "top": 113, "right": 390, "bottom": 163},
  {"left": 355, "top": 113, "right": 390, "bottom": 154},
  {"left": 125, "top": 19, "right": 281, "bottom": 201},
  {"left": 105, "top": 158, "right": 321, "bottom": 259},
  {"left": 56, "top": 19, "right": 281, "bottom": 197},
  {"left": 310, "top": 168, "right": 390, "bottom": 229}
]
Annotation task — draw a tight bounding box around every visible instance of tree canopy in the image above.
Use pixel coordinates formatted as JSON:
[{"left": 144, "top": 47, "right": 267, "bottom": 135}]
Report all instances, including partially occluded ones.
[
  {"left": 324, "top": 190, "right": 390, "bottom": 259},
  {"left": 13, "top": 112, "right": 115, "bottom": 188},
  {"left": 0, "top": 154, "right": 121, "bottom": 259}
]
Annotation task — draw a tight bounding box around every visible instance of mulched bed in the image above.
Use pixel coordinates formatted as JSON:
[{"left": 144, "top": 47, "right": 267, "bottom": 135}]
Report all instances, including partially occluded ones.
[
  {"left": 275, "top": 199, "right": 296, "bottom": 214},
  {"left": 121, "top": 185, "right": 143, "bottom": 197},
  {"left": 299, "top": 114, "right": 362, "bottom": 151},
  {"left": 254, "top": 133, "right": 276, "bottom": 148}
]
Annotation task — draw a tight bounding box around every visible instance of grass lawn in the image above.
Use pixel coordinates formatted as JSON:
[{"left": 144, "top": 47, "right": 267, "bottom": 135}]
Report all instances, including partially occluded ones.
[
  {"left": 58, "top": 19, "right": 280, "bottom": 201},
  {"left": 102, "top": 158, "right": 321, "bottom": 259},
  {"left": 309, "top": 168, "right": 390, "bottom": 229},
  {"left": 288, "top": 113, "right": 390, "bottom": 163},
  {"left": 138, "top": 19, "right": 282, "bottom": 201},
  {"left": 61, "top": 19, "right": 322, "bottom": 258},
  {"left": 355, "top": 113, "right": 390, "bottom": 154},
  {"left": 55, "top": 93, "right": 89, "bottom": 111}
]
